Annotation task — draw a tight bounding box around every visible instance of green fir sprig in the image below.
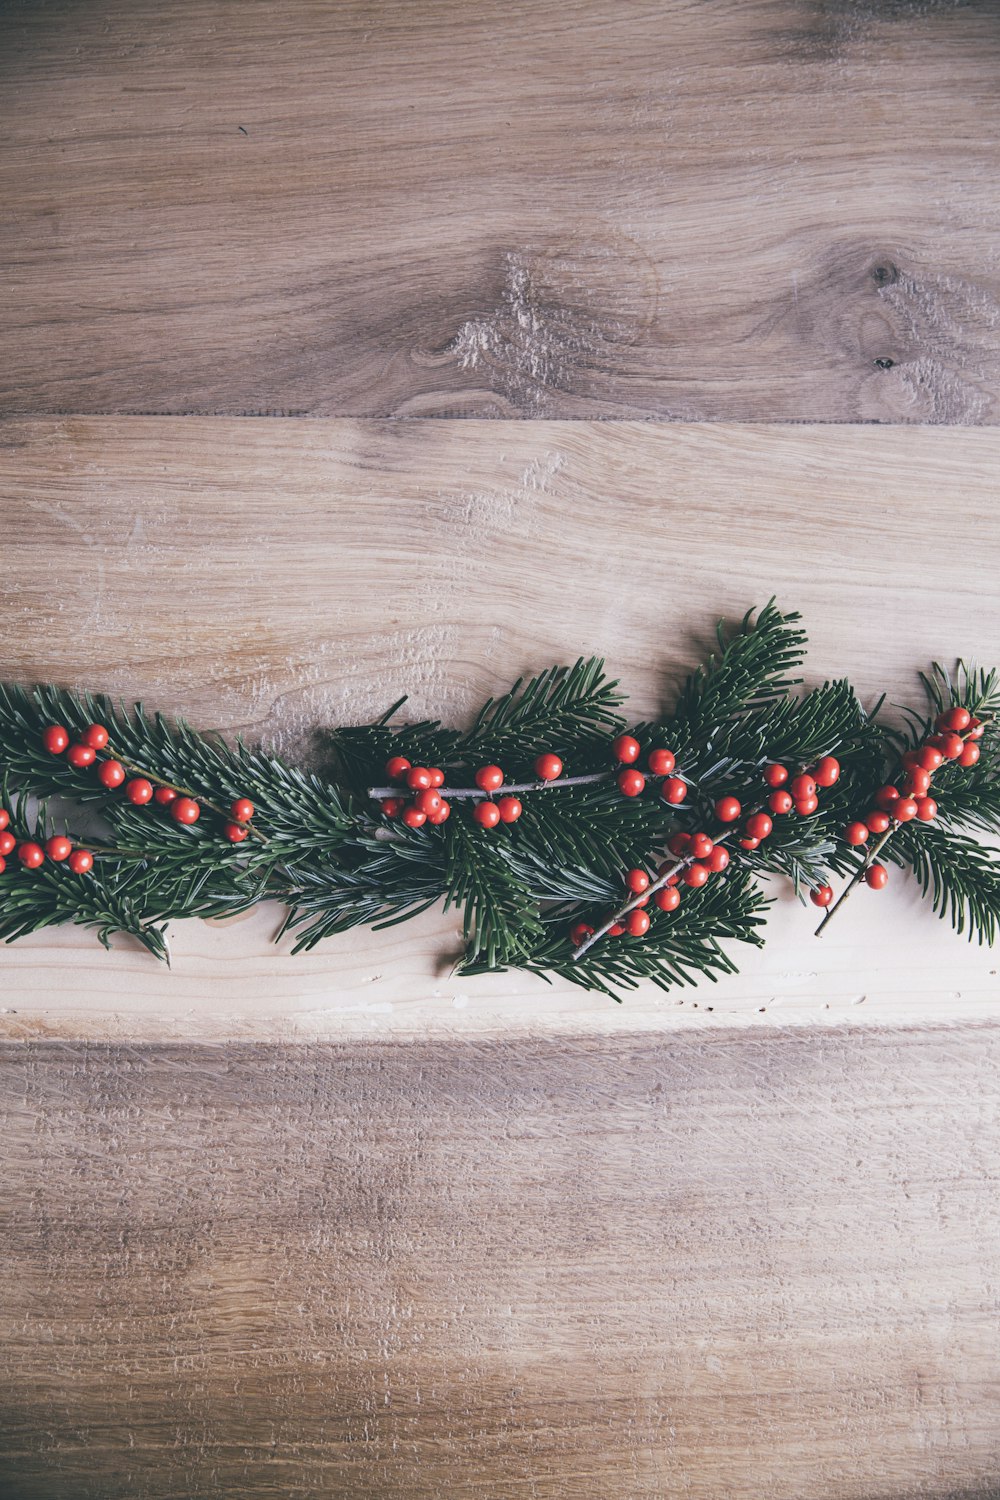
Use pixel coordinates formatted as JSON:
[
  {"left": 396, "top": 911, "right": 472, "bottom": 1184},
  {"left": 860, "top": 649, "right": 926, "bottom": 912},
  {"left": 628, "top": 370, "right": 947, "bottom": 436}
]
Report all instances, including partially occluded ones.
[{"left": 0, "top": 603, "right": 998, "bottom": 996}]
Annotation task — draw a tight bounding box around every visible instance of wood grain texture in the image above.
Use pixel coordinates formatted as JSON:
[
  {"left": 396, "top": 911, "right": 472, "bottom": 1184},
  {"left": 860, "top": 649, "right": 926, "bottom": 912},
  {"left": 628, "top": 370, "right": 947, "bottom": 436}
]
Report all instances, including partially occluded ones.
[
  {"left": 3, "top": 0, "right": 1000, "bottom": 420},
  {"left": 3, "top": 415, "right": 1000, "bottom": 1037},
  {"left": 2, "top": 1029, "right": 1000, "bottom": 1499}
]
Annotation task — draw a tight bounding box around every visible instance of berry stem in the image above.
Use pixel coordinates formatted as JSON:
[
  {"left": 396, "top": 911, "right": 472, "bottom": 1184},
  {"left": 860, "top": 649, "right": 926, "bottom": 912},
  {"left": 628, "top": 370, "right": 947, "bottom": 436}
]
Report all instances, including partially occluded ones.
[
  {"left": 107, "top": 744, "right": 270, "bottom": 844},
  {"left": 367, "top": 774, "right": 695, "bottom": 810},
  {"left": 571, "top": 829, "right": 738, "bottom": 963},
  {"left": 367, "top": 770, "right": 627, "bottom": 800},
  {"left": 813, "top": 828, "right": 895, "bottom": 937}
]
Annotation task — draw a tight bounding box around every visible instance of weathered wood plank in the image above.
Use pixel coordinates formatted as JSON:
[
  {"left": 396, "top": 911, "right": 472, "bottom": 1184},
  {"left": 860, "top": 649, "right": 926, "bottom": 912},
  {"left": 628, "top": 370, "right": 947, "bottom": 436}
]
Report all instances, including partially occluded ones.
[
  {"left": 1, "top": 416, "right": 999, "bottom": 1036},
  {"left": 3, "top": 0, "right": 1000, "bottom": 419},
  {"left": 2, "top": 1030, "right": 999, "bottom": 1499}
]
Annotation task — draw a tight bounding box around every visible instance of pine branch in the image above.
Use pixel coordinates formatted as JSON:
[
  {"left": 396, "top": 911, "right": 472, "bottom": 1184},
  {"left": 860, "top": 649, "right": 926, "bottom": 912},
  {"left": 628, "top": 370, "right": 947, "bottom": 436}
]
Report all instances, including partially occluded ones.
[
  {"left": 666, "top": 602, "right": 807, "bottom": 747},
  {"left": 0, "top": 602, "right": 996, "bottom": 992},
  {"left": 891, "top": 822, "right": 1000, "bottom": 945}
]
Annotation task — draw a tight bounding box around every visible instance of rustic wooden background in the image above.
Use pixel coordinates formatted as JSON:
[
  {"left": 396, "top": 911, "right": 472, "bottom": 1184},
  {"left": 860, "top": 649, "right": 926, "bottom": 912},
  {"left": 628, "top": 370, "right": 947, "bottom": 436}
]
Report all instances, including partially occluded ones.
[{"left": 3, "top": 2, "right": 1000, "bottom": 1496}]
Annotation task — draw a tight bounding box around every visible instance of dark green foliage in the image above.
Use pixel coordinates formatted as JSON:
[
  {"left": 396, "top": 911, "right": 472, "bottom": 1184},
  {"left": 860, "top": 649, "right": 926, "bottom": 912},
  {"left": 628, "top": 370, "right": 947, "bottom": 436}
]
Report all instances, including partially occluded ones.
[{"left": 0, "top": 604, "right": 997, "bottom": 990}]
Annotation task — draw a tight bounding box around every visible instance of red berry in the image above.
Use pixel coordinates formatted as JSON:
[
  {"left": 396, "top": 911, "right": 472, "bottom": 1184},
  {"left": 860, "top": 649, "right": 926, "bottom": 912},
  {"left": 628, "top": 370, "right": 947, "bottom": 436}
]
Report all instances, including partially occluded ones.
[
  {"left": 968, "top": 718, "right": 985, "bottom": 740},
  {"left": 402, "top": 805, "right": 427, "bottom": 828},
  {"left": 428, "top": 768, "right": 445, "bottom": 788},
  {"left": 126, "top": 778, "right": 154, "bottom": 805},
  {"left": 789, "top": 774, "right": 816, "bottom": 801},
  {"left": 82, "top": 723, "right": 109, "bottom": 750},
  {"left": 795, "top": 794, "right": 819, "bottom": 816},
  {"left": 865, "top": 863, "right": 889, "bottom": 890},
  {"left": 230, "top": 798, "right": 255, "bottom": 823},
  {"left": 380, "top": 797, "right": 403, "bottom": 817},
  {"left": 654, "top": 885, "right": 681, "bottom": 912},
  {"left": 763, "top": 763, "right": 789, "bottom": 788},
  {"left": 814, "top": 756, "right": 841, "bottom": 788},
  {"left": 406, "top": 767, "right": 433, "bottom": 791},
  {"left": 739, "top": 836, "right": 760, "bottom": 850},
  {"left": 744, "top": 812, "right": 773, "bottom": 841},
  {"left": 706, "top": 845, "right": 730, "bottom": 873},
  {"left": 866, "top": 810, "right": 891, "bottom": 834},
  {"left": 810, "top": 884, "right": 835, "bottom": 908},
  {"left": 154, "top": 786, "right": 178, "bottom": 806},
  {"left": 474, "top": 765, "right": 504, "bottom": 793},
  {"left": 768, "top": 790, "right": 793, "bottom": 815},
  {"left": 414, "top": 788, "right": 442, "bottom": 816},
  {"left": 68, "top": 849, "right": 94, "bottom": 875},
  {"left": 570, "top": 922, "right": 594, "bottom": 946},
  {"left": 497, "top": 796, "right": 522, "bottom": 823},
  {"left": 617, "top": 768, "right": 645, "bottom": 797},
  {"left": 661, "top": 776, "right": 687, "bottom": 804},
  {"left": 0, "top": 856, "right": 6, "bottom": 873},
  {"left": 0, "top": 810, "right": 7, "bottom": 831},
  {"left": 608, "top": 923, "right": 626, "bottom": 937},
  {"left": 171, "top": 797, "right": 201, "bottom": 825},
  {"left": 224, "top": 821, "right": 249, "bottom": 842},
  {"left": 385, "top": 756, "right": 412, "bottom": 781},
  {"left": 45, "top": 836, "right": 72, "bottom": 862},
  {"left": 97, "top": 760, "right": 126, "bottom": 790},
  {"left": 625, "top": 868, "right": 650, "bottom": 894},
  {"left": 893, "top": 797, "right": 918, "bottom": 822},
  {"left": 534, "top": 753, "right": 563, "bottom": 781},
  {"left": 612, "top": 734, "right": 641, "bottom": 764},
  {"left": 66, "top": 743, "right": 96, "bottom": 768},
  {"left": 0, "top": 832, "right": 13, "bottom": 856},
  {"left": 689, "top": 832, "right": 714, "bottom": 860},
  {"left": 667, "top": 832, "right": 691, "bottom": 857},
  {"left": 913, "top": 796, "right": 937, "bottom": 821},
  {"left": 714, "top": 796, "right": 741, "bottom": 823},
  {"left": 937, "top": 733, "right": 964, "bottom": 761},
  {"left": 17, "top": 841, "right": 44, "bottom": 868},
  {"left": 918, "top": 746, "right": 944, "bottom": 772},
  {"left": 875, "top": 785, "right": 901, "bottom": 810},
  {"left": 625, "top": 908, "right": 650, "bottom": 936},
  {"left": 902, "top": 768, "right": 931, "bottom": 797},
  {"left": 937, "top": 706, "right": 972, "bottom": 733},
  {"left": 42, "top": 725, "right": 69, "bottom": 755},
  {"left": 960, "top": 742, "right": 981, "bottom": 768},
  {"left": 683, "top": 862, "right": 711, "bottom": 888},
  {"left": 901, "top": 750, "right": 923, "bottom": 771},
  {"left": 844, "top": 822, "right": 869, "bottom": 846},
  {"left": 473, "top": 801, "right": 501, "bottom": 828},
  {"left": 427, "top": 800, "right": 451, "bottom": 825},
  {"left": 647, "top": 748, "right": 676, "bottom": 776}
]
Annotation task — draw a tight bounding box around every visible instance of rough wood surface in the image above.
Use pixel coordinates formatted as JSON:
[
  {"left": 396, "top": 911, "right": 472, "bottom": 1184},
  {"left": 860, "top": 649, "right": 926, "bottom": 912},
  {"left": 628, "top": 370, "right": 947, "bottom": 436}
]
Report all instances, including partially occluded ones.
[
  {"left": 3, "top": 1029, "right": 999, "bottom": 1499},
  {"left": 3, "top": 0, "right": 1000, "bottom": 420},
  {"left": 1, "top": 416, "right": 999, "bottom": 1038}
]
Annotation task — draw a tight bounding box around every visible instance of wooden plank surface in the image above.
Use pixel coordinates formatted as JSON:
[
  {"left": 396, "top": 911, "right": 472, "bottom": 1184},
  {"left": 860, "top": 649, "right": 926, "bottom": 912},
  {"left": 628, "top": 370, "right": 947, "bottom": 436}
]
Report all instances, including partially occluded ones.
[
  {"left": 3, "top": 1029, "right": 1000, "bottom": 1499},
  {"left": 2, "top": 416, "right": 999, "bottom": 1038},
  {"left": 3, "top": 0, "right": 1000, "bottom": 420}
]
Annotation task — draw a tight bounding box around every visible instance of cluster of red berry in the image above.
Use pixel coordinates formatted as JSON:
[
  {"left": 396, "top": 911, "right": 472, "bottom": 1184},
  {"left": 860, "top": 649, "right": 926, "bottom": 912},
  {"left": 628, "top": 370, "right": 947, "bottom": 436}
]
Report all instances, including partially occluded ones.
[
  {"left": 569, "top": 859, "right": 690, "bottom": 946},
  {"left": 28, "top": 722, "right": 258, "bottom": 867},
  {"left": 0, "top": 805, "right": 94, "bottom": 876},
  {"left": 378, "top": 754, "right": 548, "bottom": 829},
  {"left": 817, "top": 705, "right": 986, "bottom": 904},
  {"left": 609, "top": 734, "right": 688, "bottom": 803},
  {"left": 569, "top": 753, "right": 842, "bottom": 947}
]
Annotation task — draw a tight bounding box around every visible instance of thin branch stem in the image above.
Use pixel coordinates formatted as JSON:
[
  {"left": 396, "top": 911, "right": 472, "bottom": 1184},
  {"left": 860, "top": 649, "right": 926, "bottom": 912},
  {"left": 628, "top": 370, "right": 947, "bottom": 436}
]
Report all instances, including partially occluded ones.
[
  {"left": 813, "top": 827, "right": 894, "bottom": 937},
  {"left": 572, "top": 829, "right": 738, "bottom": 962},
  {"left": 366, "top": 770, "right": 667, "bottom": 800},
  {"left": 108, "top": 743, "right": 270, "bottom": 845}
]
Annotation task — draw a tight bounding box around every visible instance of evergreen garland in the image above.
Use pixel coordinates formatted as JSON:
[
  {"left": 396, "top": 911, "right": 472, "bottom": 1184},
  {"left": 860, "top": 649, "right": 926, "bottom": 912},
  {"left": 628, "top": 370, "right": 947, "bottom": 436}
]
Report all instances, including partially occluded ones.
[{"left": 0, "top": 603, "right": 996, "bottom": 999}]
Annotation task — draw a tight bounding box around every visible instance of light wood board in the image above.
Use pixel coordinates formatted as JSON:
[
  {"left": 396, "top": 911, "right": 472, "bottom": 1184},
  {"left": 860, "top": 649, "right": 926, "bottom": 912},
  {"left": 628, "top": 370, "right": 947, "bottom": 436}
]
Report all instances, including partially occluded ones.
[
  {"left": 3, "top": 1029, "right": 1000, "bottom": 1500},
  {"left": 1, "top": 417, "right": 999, "bottom": 1038},
  {"left": 3, "top": 0, "right": 1000, "bottom": 419}
]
